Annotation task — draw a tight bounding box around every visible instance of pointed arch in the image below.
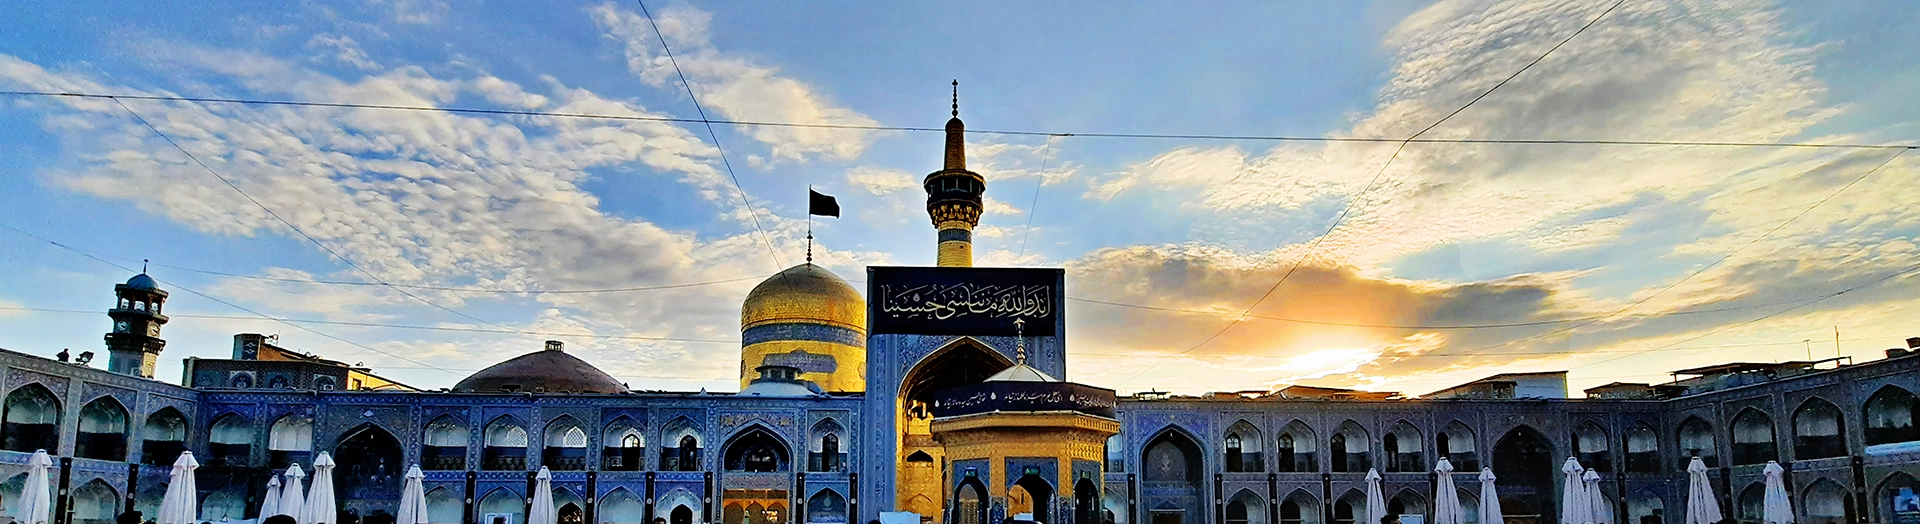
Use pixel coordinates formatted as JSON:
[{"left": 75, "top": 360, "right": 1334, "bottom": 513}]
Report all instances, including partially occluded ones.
[
  {"left": 900, "top": 338, "right": 1014, "bottom": 408},
  {"left": 425, "top": 486, "right": 464, "bottom": 524},
  {"left": 1280, "top": 488, "right": 1322, "bottom": 524},
  {"left": 1793, "top": 397, "right": 1847, "bottom": 459},
  {"left": 1, "top": 383, "right": 61, "bottom": 453},
  {"left": 1874, "top": 472, "right": 1917, "bottom": 524},
  {"left": 1334, "top": 489, "right": 1368, "bottom": 524},
  {"left": 1625, "top": 422, "right": 1660, "bottom": 473},
  {"left": 1330, "top": 420, "right": 1371, "bottom": 473},
  {"left": 1731, "top": 408, "right": 1777, "bottom": 465},
  {"left": 602, "top": 487, "right": 647, "bottom": 524},
  {"left": 722, "top": 424, "right": 791, "bottom": 472},
  {"left": 1678, "top": 416, "right": 1717, "bottom": 468},
  {"left": 75, "top": 396, "right": 129, "bottom": 460},
  {"left": 661, "top": 416, "right": 703, "bottom": 471},
  {"left": 553, "top": 486, "right": 586, "bottom": 519},
  {"left": 1385, "top": 421, "right": 1423, "bottom": 472},
  {"left": 1388, "top": 488, "right": 1428, "bottom": 521},
  {"left": 142, "top": 407, "right": 189, "bottom": 466},
  {"left": 1574, "top": 420, "right": 1611, "bottom": 472},
  {"left": 1864, "top": 385, "right": 1918, "bottom": 445},
  {"left": 1227, "top": 488, "right": 1267, "bottom": 524},
  {"left": 807, "top": 488, "right": 849, "bottom": 524},
  {"left": 1140, "top": 425, "right": 1204, "bottom": 483},
  {"left": 70, "top": 478, "right": 118, "bottom": 523},
  {"left": 483, "top": 415, "right": 529, "bottom": 470},
  {"left": 1225, "top": 419, "right": 1264, "bottom": 472},
  {"left": 543, "top": 415, "right": 589, "bottom": 471},
  {"left": 1437, "top": 420, "right": 1477, "bottom": 470},
  {"left": 268, "top": 414, "right": 314, "bottom": 468},
  {"left": 603, "top": 416, "right": 646, "bottom": 471},
  {"left": 1626, "top": 488, "right": 1662, "bottom": 524},
  {"left": 1277, "top": 420, "right": 1318, "bottom": 473},
  {"left": 1802, "top": 478, "right": 1852, "bottom": 522},
  {"left": 658, "top": 488, "right": 704, "bottom": 524},
  {"left": 424, "top": 414, "right": 469, "bottom": 470},
  {"left": 810, "top": 418, "right": 846, "bottom": 472},
  {"left": 208, "top": 412, "right": 252, "bottom": 466},
  {"left": 479, "top": 487, "right": 527, "bottom": 524},
  {"left": 337, "top": 423, "right": 404, "bottom": 500},
  {"left": 1737, "top": 482, "right": 1766, "bottom": 522},
  {"left": 1493, "top": 425, "right": 1553, "bottom": 523}
]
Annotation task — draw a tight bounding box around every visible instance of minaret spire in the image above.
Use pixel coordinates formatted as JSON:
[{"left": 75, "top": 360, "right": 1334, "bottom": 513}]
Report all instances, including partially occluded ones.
[
  {"left": 927, "top": 80, "right": 984, "bottom": 267},
  {"left": 1013, "top": 318, "right": 1026, "bottom": 365}
]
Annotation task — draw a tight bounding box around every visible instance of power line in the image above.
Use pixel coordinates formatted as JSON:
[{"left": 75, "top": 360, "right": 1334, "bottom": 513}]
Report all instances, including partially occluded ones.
[
  {"left": 1453, "top": 147, "right": 1911, "bottom": 356},
  {"left": 1018, "top": 138, "right": 1058, "bottom": 259},
  {"left": 1067, "top": 334, "right": 1911, "bottom": 360},
  {"left": 632, "top": 0, "right": 783, "bottom": 271},
  {"left": 3, "top": 91, "right": 1908, "bottom": 151},
  {"left": 0, "top": 222, "right": 464, "bottom": 376},
  {"left": 1115, "top": 0, "right": 1629, "bottom": 387},
  {"left": 1569, "top": 260, "right": 1920, "bottom": 371},
  {"left": 108, "top": 97, "right": 525, "bottom": 337},
  {"left": 0, "top": 307, "right": 740, "bottom": 344}
]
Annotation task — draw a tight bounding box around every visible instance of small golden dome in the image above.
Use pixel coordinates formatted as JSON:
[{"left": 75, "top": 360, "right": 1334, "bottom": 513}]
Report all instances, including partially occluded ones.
[{"left": 741, "top": 264, "right": 866, "bottom": 332}]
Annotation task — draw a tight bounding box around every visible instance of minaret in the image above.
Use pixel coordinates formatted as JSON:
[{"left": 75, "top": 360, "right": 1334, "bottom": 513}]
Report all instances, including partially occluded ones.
[
  {"left": 104, "top": 270, "right": 169, "bottom": 378},
  {"left": 924, "top": 80, "right": 985, "bottom": 267}
]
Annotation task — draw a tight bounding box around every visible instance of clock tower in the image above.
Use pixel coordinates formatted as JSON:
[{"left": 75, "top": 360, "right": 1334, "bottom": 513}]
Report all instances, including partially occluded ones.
[{"left": 104, "top": 271, "right": 169, "bottom": 379}]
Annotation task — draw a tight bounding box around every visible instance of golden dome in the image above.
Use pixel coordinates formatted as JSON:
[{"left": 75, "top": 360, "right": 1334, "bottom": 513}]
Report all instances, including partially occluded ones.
[{"left": 741, "top": 264, "right": 866, "bottom": 332}]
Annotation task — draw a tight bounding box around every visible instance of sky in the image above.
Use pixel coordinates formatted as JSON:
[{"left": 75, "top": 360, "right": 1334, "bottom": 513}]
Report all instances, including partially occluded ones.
[{"left": 2, "top": 0, "right": 1918, "bottom": 396}]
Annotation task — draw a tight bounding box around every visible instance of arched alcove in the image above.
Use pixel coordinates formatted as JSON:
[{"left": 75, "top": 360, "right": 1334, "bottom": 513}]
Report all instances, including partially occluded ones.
[
  {"left": 268, "top": 415, "right": 314, "bottom": 468},
  {"left": 1625, "top": 423, "right": 1659, "bottom": 473},
  {"left": 1281, "top": 489, "right": 1321, "bottom": 524},
  {"left": 337, "top": 424, "right": 405, "bottom": 505},
  {"left": 142, "top": 407, "right": 189, "bottom": 466},
  {"left": 660, "top": 417, "right": 703, "bottom": 471},
  {"left": 208, "top": 413, "right": 252, "bottom": 466},
  {"left": 953, "top": 476, "right": 988, "bottom": 524},
  {"left": 1277, "top": 421, "right": 1318, "bottom": 473},
  {"left": 1793, "top": 398, "right": 1846, "bottom": 459},
  {"left": 807, "top": 489, "right": 848, "bottom": 524},
  {"left": 1492, "top": 426, "right": 1552, "bottom": 524},
  {"left": 1575, "top": 421, "right": 1610, "bottom": 472},
  {"left": 483, "top": 416, "right": 529, "bottom": 470},
  {"left": 423, "top": 415, "right": 469, "bottom": 470},
  {"left": 1227, "top": 489, "right": 1266, "bottom": 524},
  {"left": 543, "top": 417, "right": 590, "bottom": 471},
  {"left": 1, "top": 384, "right": 61, "bottom": 453},
  {"left": 1225, "top": 420, "right": 1264, "bottom": 473},
  {"left": 1385, "top": 421, "right": 1423, "bottom": 473},
  {"left": 1437, "top": 420, "right": 1477, "bottom": 470},
  {"left": 722, "top": 426, "right": 790, "bottom": 472},
  {"left": 1864, "top": 386, "right": 1918, "bottom": 445},
  {"left": 1731, "top": 409, "right": 1777, "bottom": 465},
  {"left": 1802, "top": 479, "right": 1852, "bottom": 524},
  {"left": 603, "top": 417, "right": 645, "bottom": 471},
  {"left": 70, "top": 479, "right": 118, "bottom": 524},
  {"left": 809, "top": 419, "right": 845, "bottom": 472},
  {"left": 1678, "top": 416, "right": 1717, "bottom": 468},
  {"left": 1330, "top": 421, "right": 1370, "bottom": 473},
  {"left": 478, "top": 488, "right": 526, "bottom": 524},
  {"left": 425, "top": 487, "right": 463, "bottom": 524},
  {"left": 76, "top": 397, "right": 129, "bottom": 461}
]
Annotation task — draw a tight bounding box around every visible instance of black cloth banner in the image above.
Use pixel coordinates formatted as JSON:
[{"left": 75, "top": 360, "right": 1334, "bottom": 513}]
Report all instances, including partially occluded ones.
[
  {"left": 808, "top": 189, "right": 840, "bottom": 217},
  {"left": 868, "top": 266, "right": 1062, "bottom": 336}
]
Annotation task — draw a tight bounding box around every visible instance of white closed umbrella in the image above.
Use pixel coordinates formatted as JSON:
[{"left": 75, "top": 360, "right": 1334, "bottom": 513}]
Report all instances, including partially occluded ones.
[
  {"left": 1433, "top": 459, "right": 1464, "bottom": 524},
  {"left": 260, "top": 473, "right": 283, "bottom": 521},
  {"left": 1365, "top": 468, "right": 1388, "bottom": 524},
  {"left": 158, "top": 452, "right": 201, "bottom": 524},
  {"left": 305, "top": 453, "right": 338, "bottom": 524},
  {"left": 398, "top": 465, "right": 429, "bottom": 524},
  {"left": 1561, "top": 458, "right": 1591, "bottom": 524},
  {"left": 1584, "top": 468, "right": 1611, "bottom": 524},
  {"left": 1763, "top": 462, "right": 1793, "bottom": 524},
  {"left": 1685, "top": 457, "right": 1723, "bottom": 524},
  {"left": 1478, "top": 467, "right": 1505, "bottom": 524},
  {"left": 279, "top": 464, "right": 308, "bottom": 522},
  {"left": 529, "top": 467, "right": 558, "bottom": 524},
  {"left": 13, "top": 450, "right": 53, "bottom": 524}
]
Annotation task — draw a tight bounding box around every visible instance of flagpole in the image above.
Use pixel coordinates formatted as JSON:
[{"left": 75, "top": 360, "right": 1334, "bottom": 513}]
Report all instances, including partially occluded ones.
[{"left": 807, "top": 185, "right": 814, "bottom": 265}]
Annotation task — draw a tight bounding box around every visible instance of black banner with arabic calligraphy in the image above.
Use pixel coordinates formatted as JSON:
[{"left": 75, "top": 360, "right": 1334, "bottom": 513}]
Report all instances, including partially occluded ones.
[
  {"left": 868, "top": 266, "right": 1062, "bottom": 336},
  {"left": 928, "top": 381, "right": 1117, "bottom": 419}
]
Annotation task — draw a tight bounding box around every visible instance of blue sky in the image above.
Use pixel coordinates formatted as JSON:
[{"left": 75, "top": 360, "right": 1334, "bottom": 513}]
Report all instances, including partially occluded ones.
[{"left": 2, "top": 0, "right": 1918, "bottom": 395}]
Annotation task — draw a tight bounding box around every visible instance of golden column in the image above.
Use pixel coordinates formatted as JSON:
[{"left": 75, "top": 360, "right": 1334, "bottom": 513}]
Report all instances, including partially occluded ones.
[{"left": 925, "top": 80, "right": 985, "bottom": 267}]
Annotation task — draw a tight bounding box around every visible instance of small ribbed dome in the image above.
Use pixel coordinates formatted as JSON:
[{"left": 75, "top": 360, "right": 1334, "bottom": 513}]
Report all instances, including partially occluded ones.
[
  {"left": 125, "top": 273, "right": 159, "bottom": 291},
  {"left": 740, "top": 264, "right": 865, "bottom": 331},
  {"left": 454, "top": 341, "right": 627, "bottom": 394}
]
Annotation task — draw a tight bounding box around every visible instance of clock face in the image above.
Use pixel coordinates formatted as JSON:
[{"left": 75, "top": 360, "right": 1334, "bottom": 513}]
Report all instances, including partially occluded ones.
[{"left": 115, "top": 321, "right": 129, "bottom": 333}]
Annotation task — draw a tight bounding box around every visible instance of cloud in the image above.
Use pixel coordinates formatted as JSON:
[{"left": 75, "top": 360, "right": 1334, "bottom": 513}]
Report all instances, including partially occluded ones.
[
  {"left": 844, "top": 166, "right": 917, "bottom": 195},
  {"left": 590, "top": 3, "right": 883, "bottom": 162},
  {"left": 306, "top": 35, "right": 381, "bottom": 71}
]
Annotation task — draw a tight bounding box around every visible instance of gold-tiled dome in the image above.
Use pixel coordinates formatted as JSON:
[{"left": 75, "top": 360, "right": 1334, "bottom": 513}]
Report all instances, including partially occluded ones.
[{"left": 741, "top": 264, "right": 866, "bottom": 332}]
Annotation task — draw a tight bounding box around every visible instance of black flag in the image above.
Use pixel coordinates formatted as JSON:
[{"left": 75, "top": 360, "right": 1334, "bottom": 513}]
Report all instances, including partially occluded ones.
[{"left": 809, "top": 189, "right": 840, "bottom": 218}]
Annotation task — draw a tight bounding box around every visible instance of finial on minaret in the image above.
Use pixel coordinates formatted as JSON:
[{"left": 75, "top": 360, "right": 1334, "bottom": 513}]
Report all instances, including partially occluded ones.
[
  {"left": 141, "top": 259, "right": 148, "bottom": 273},
  {"left": 1013, "top": 318, "right": 1026, "bottom": 365},
  {"left": 951, "top": 80, "right": 959, "bottom": 118}
]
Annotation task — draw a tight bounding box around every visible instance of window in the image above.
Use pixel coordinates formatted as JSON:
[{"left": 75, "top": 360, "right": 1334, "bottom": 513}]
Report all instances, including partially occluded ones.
[
  {"left": 1, "top": 385, "right": 61, "bottom": 453},
  {"left": 208, "top": 413, "right": 251, "bottom": 466},
  {"left": 141, "top": 408, "right": 189, "bottom": 466},
  {"left": 603, "top": 421, "right": 645, "bottom": 471},
  {"left": 76, "top": 397, "right": 129, "bottom": 461},
  {"left": 543, "top": 420, "right": 589, "bottom": 471},
  {"left": 1386, "top": 422, "right": 1423, "bottom": 473},
  {"left": 1278, "top": 422, "right": 1318, "bottom": 473},
  {"left": 423, "top": 416, "right": 469, "bottom": 470},
  {"left": 1575, "top": 422, "right": 1610, "bottom": 472},
  {"left": 483, "top": 417, "right": 529, "bottom": 470},
  {"left": 268, "top": 416, "right": 314, "bottom": 468}
]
